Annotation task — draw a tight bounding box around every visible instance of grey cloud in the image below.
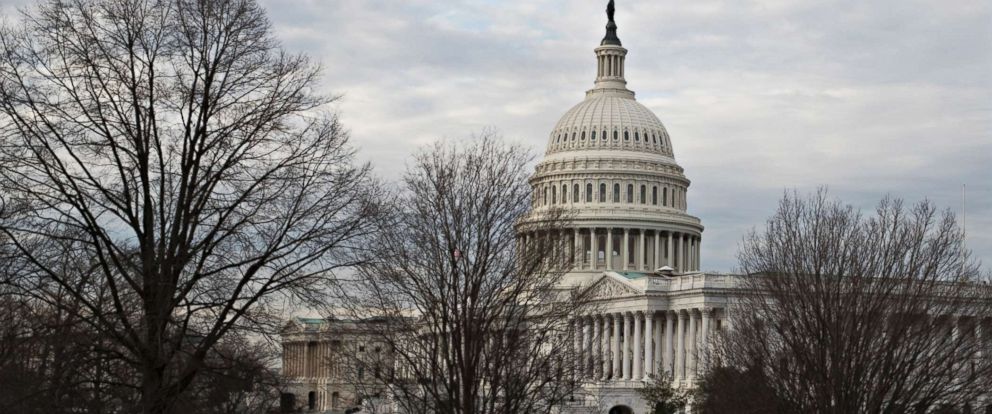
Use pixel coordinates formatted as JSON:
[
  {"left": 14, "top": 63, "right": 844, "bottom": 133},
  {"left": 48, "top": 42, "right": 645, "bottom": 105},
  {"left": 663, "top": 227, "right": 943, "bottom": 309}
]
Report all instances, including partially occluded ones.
[{"left": 262, "top": 0, "right": 991, "bottom": 272}]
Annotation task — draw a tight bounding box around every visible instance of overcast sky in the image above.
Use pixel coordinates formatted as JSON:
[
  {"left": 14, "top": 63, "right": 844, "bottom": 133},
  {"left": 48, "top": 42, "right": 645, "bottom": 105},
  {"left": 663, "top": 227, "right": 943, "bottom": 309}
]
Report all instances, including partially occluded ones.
[
  {"left": 3, "top": 0, "right": 989, "bottom": 273},
  {"left": 254, "top": 0, "right": 991, "bottom": 273}
]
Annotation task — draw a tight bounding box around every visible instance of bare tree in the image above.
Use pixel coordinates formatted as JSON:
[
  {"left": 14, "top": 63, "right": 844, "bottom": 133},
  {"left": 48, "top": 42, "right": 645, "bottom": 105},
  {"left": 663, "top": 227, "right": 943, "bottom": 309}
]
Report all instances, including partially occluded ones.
[
  {"left": 702, "top": 189, "right": 992, "bottom": 414},
  {"left": 0, "top": 0, "right": 379, "bottom": 412},
  {"left": 342, "top": 133, "right": 590, "bottom": 414}
]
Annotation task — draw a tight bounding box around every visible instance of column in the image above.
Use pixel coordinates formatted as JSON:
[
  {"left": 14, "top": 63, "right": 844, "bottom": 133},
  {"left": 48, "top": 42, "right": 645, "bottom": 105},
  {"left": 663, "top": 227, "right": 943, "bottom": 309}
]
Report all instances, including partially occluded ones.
[
  {"left": 574, "top": 228, "right": 581, "bottom": 269},
  {"left": 622, "top": 228, "right": 629, "bottom": 271},
  {"left": 696, "top": 236, "right": 703, "bottom": 270},
  {"left": 673, "top": 233, "right": 681, "bottom": 272},
  {"left": 688, "top": 309, "right": 697, "bottom": 379},
  {"left": 683, "top": 235, "right": 689, "bottom": 272},
  {"left": 590, "top": 228, "right": 598, "bottom": 270},
  {"left": 602, "top": 316, "right": 611, "bottom": 380},
  {"left": 606, "top": 229, "right": 613, "bottom": 270},
  {"left": 622, "top": 313, "right": 632, "bottom": 380},
  {"left": 633, "top": 312, "right": 642, "bottom": 379},
  {"left": 582, "top": 316, "right": 593, "bottom": 378},
  {"left": 664, "top": 312, "right": 674, "bottom": 376},
  {"left": 666, "top": 232, "right": 674, "bottom": 268},
  {"left": 303, "top": 341, "right": 309, "bottom": 378},
  {"left": 654, "top": 314, "right": 663, "bottom": 376},
  {"left": 701, "top": 307, "right": 712, "bottom": 372},
  {"left": 639, "top": 230, "right": 646, "bottom": 271},
  {"left": 594, "top": 317, "right": 603, "bottom": 379},
  {"left": 686, "top": 237, "right": 693, "bottom": 271},
  {"left": 644, "top": 311, "right": 654, "bottom": 380},
  {"left": 612, "top": 313, "right": 621, "bottom": 379},
  {"left": 675, "top": 311, "right": 686, "bottom": 381},
  {"left": 654, "top": 231, "right": 661, "bottom": 271},
  {"left": 574, "top": 318, "right": 583, "bottom": 376},
  {"left": 693, "top": 237, "right": 699, "bottom": 271}
]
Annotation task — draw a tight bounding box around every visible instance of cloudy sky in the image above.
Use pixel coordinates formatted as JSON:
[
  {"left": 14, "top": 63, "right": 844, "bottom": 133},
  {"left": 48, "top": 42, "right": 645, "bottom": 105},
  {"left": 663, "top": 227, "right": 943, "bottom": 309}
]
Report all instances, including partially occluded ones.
[
  {"left": 254, "top": 0, "right": 991, "bottom": 273},
  {"left": 3, "top": 0, "right": 989, "bottom": 272}
]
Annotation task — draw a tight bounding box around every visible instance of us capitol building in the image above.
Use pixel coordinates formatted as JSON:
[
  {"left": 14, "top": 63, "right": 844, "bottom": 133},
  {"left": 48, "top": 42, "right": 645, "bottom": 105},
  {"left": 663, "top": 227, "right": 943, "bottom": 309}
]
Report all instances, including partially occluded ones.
[{"left": 281, "top": 3, "right": 739, "bottom": 413}]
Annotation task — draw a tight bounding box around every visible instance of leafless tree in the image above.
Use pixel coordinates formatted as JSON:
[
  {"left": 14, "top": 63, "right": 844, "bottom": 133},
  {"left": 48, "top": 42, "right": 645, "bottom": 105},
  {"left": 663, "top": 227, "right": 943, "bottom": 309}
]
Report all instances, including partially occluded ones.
[
  {"left": 0, "top": 0, "right": 380, "bottom": 412},
  {"left": 701, "top": 189, "right": 992, "bottom": 414},
  {"left": 341, "top": 133, "right": 591, "bottom": 414}
]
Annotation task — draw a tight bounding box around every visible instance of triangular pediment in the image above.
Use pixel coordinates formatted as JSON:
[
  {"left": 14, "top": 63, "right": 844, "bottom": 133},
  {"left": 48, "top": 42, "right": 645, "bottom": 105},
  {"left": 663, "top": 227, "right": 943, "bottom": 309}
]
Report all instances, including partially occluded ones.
[{"left": 582, "top": 273, "right": 642, "bottom": 300}]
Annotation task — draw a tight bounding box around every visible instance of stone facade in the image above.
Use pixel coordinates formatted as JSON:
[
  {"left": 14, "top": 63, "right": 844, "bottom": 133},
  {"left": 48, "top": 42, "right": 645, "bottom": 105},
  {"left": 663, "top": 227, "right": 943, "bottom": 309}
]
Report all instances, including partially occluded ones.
[{"left": 280, "top": 318, "right": 392, "bottom": 413}]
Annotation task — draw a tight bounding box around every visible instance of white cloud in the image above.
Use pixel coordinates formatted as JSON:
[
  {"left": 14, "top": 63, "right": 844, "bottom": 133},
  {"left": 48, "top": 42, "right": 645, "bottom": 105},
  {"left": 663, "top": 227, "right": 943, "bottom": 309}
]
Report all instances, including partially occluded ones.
[{"left": 260, "top": 0, "right": 992, "bottom": 272}]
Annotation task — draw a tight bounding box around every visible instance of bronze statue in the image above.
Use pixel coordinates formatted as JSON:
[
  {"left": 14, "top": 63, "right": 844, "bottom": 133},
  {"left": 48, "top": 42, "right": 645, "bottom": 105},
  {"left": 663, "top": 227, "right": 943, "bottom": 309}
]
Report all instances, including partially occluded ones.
[{"left": 607, "top": 0, "right": 615, "bottom": 22}]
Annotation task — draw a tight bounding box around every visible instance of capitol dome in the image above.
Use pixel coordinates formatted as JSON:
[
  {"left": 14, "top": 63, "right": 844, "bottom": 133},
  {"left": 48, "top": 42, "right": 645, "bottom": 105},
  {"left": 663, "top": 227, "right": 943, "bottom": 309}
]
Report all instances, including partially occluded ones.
[
  {"left": 546, "top": 94, "right": 674, "bottom": 159},
  {"left": 519, "top": 0, "right": 703, "bottom": 283}
]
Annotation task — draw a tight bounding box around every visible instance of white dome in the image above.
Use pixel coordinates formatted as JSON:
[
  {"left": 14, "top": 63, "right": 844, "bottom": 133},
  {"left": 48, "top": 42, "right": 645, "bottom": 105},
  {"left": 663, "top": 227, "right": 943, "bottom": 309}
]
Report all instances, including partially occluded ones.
[{"left": 546, "top": 92, "right": 674, "bottom": 158}]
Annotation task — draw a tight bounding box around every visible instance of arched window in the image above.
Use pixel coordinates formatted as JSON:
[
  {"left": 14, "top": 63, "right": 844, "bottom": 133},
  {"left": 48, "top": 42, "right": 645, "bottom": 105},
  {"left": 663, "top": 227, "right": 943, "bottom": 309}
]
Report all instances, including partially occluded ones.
[
  {"left": 603, "top": 130, "right": 608, "bottom": 140},
  {"left": 634, "top": 132, "right": 640, "bottom": 142},
  {"left": 581, "top": 131, "right": 586, "bottom": 140},
  {"left": 555, "top": 134, "right": 560, "bottom": 143},
  {"left": 640, "top": 185, "right": 646, "bottom": 204},
  {"left": 613, "top": 184, "right": 620, "bottom": 202},
  {"left": 561, "top": 184, "right": 567, "bottom": 203},
  {"left": 653, "top": 133, "right": 658, "bottom": 144},
  {"left": 626, "top": 184, "right": 634, "bottom": 203},
  {"left": 332, "top": 393, "right": 340, "bottom": 409},
  {"left": 543, "top": 187, "right": 548, "bottom": 205},
  {"left": 599, "top": 183, "right": 607, "bottom": 202},
  {"left": 652, "top": 186, "right": 658, "bottom": 205},
  {"left": 663, "top": 187, "right": 668, "bottom": 206},
  {"left": 613, "top": 131, "right": 619, "bottom": 140},
  {"left": 551, "top": 186, "right": 557, "bottom": 204},
  {"left": 591, "top": 130, "right": 597, "bottom": 140},
  {"left": 586, "top": 183, "right": 593, "bottom": 202},
  {"left": 573, "top": 184, "right": 580, "bottom": 202},
  {"left": 624, "top": 131, "right": 630, "bottom": 141}
]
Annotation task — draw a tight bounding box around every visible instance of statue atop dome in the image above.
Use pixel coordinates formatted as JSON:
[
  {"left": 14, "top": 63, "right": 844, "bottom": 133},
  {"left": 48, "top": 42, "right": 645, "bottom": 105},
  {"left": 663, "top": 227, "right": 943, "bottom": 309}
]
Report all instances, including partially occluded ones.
[{"left": 602, "top": 0, "right": 622, "bottom": 46}]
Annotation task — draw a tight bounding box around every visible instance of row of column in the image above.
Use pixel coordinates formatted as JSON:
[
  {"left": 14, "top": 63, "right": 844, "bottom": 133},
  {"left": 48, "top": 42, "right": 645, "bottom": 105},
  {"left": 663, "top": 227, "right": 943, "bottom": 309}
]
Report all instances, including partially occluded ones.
[
  {"left": 598, "top": 51, "right": 624, "bottom": 79},
  {"left": 520, "top": 228, "right": 701, "bottom": 273},
  {"left": 574, "top": 308, "right": 718, "bottom": 383},
  {"left": 284, "top": 341, "right": 339, "bottom": 378}
]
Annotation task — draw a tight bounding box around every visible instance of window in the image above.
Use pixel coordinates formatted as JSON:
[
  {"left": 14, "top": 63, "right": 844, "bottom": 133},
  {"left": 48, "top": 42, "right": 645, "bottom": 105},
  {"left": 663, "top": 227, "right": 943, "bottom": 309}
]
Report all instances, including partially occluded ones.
[
  {"left": 551, "top": 186, "right": 557, "bottom": 204},
  {"left": 561, "top": 184, "right": 567, "bottom": 203},
  {"left": 626, "top": 184, "right": 633, "bottom": 203},
  {"left": 586, "top": 183, "right": 593, "bottom": 202},
  {"left": 634, "top": 132, "right": 640, "bottom": 142},
  {"left": 358, "top": 366, "right": 365, "bottom": 379},
  {"left": 555, "top": 134, "right": 560, "bottom": 143},
  {"left": 571, "top": 132, "right": 576, "bottom": 141},
  {"left": 591, "top": 130, "right": 596, "bottom": 140},
  {"left": 663, "top": 188, "right": 668, "bottom": 206},
  {"left": 573, "top": 184, "right": 580, "bottom": 202},
  {"left": 332, "top": 393, "right": 340, "bottom": 409},
  {"left": 624, "top": 131, "right": 630, "bottom": 141},
  {"left": 613, "top": 131, "right": 619, "bottom": 140},
  {"left": 543, "top": 187, "right": 548, "bottom": 205},
  {"left": 599, "top": 183, "right": 607, "bottom": 202},
  {"left": 640, "top": 185, "right": 646, "bottom": 204},
  {"left": 581, "top": 131, "right": 586, "bottom": 140},
  {"left": 359, "top": 345, "right": 366, "bottom": 352},
  {"left": 652, "top": 133, "right": 657, "bottom": 144},
  {"left": 613, "top": 184, "right": 620, "bottom": 202},
  {"left": 603, "top": 130, "right": 608, "bottom": 140},
  {"left": 652, "top": 186, "right": 658, "bottom": 205}
]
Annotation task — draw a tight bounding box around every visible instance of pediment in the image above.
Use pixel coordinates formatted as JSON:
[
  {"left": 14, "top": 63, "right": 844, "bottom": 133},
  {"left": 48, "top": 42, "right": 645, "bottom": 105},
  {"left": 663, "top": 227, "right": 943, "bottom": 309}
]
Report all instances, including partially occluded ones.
[{"left": 582, "top": 273, "right": 642, "bottom": 300}]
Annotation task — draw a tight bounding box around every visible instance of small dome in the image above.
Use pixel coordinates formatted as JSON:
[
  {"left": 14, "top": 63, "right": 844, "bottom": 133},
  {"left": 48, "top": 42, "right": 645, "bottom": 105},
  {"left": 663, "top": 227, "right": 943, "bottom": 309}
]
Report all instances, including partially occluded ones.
[{"left": 545, "top": 92, "right": 674, "bottom": 158}]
